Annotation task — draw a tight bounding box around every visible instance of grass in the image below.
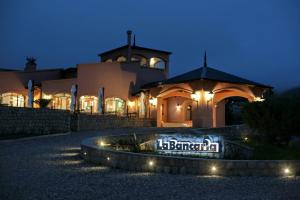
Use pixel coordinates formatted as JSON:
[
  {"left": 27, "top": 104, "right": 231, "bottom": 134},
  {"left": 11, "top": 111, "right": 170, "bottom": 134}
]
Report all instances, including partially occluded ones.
[{"left": 245, "top": 139, "right": 300, "bottom": 160}]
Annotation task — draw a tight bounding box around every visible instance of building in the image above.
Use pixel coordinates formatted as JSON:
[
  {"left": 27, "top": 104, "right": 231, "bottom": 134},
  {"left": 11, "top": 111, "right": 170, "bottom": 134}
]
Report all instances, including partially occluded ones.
[{"left": 0, "top": 31, "right": 271, "bottom": 128}]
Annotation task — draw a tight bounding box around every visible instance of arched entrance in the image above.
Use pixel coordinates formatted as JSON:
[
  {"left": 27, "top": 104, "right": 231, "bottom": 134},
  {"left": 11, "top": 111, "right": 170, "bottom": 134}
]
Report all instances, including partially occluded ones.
[
  {"left": 156, "top": 87, "right": 193, "bottom": 127},
  {"left": 213, "top": 88, "right": 254, "bottom": 127},
  {"left": 224, "top": 96, "right": 248, "bottom": 125}
]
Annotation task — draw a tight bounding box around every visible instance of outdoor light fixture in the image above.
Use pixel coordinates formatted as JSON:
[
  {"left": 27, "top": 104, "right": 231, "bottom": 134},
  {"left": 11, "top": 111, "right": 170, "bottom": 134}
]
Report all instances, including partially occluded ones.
[
  {"left": 211, "top": 166, "right": 217, "bottom": 172},
  {"left": 83, "top": 151, "right": 87, "bottom": 156},
  {"left": 107, "top": 157, "right": 110, "bottom": 161},
  {"left": 149, "top": 97, "right": 157, "bottom": 106},
  {"left": 98, "top": 140, "right": 105, "bottom": 147},
  {"left": 148, "top": 160, "right": 154, "bottom": 166},
  {"left": 204, "top": 91, "right": 214, "bottom": 101},
  {"left": 284, "top": 168, "right": 291, "bottom": 175},
  {"left": 191, "top": 91, "right": 201, "bottom": 101},
  {"left": 176, "top": 103, "right": 181, "bottom": 111},
  {"left": 254, "top": 96, "right": 264, "bottom": 102},
  {"left": 244, "top": 137, "right": 248, "bottom": 142}
]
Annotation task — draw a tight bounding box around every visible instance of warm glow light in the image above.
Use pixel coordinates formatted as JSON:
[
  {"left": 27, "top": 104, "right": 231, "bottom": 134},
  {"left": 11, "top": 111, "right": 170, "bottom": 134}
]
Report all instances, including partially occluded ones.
[
  {"left": 149, "top": 97, "right": 157, "bottom": 106},
  {"left": 254, "top": 97, "right": 264, "bottom": 102},
  {"left": 191, "top": 91, "right": 201, "bottom": 101},
  {"left": 204, "top": 91, "right": 214, "bottom": 101},
  {"left": 107, "top": 157, "right": 110, "bottom": 161},
  {"left": 43, "top": 94, "right": 52, "bottom": 100},
  {"left": 176, "top": 103, "right": 181, "bottom": 111},
  {"left": 148, "top": 161, "right": 154, "bottom": 166},
  {"left": 211, "top": 166, "right": 217, "bottom": 172},
  {"left": 244, "top": 137, "right": 248, "bottom": 142},
  {"left": 284, "top": 168, "right": 290, "bottom": 174},
  {"left": 128, "top": 101, "right": 135, "bottom": 107}
]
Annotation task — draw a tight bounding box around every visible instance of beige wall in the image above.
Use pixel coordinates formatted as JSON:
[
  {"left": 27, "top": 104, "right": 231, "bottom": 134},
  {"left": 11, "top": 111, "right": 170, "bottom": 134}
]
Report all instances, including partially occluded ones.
[
  {"left": 77, "top": 62, "right": 136, "bottom": 101},
  {"left": 42, "top": 78, "right": 77, "bottom": 95}
]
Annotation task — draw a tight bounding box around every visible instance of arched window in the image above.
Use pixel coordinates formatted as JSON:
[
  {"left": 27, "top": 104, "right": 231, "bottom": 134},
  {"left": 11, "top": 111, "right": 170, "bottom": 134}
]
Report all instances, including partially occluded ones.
[
  {"left": 80, "top": 96, "right": 98, "bottom": 113},
  {"left": 105, "top": 97, "right": 125, "bottom": 114},
  {"left": 51, "top": 93, "right": 71, "bottom": 110},
  {"left": 116, "top": 56, "right": 127, "bottom": 62},
  {"left": 131, "top": 55, "right": 147, "bottom": 67},
  {"left": 0, "top": 92, "right": 25, "bottom": 107},
  {"left": 104, "top": 58, "right": 113, "bottom": 63},
  {"left": 149, "top": 57, "right": 166, "bottom": 69}
]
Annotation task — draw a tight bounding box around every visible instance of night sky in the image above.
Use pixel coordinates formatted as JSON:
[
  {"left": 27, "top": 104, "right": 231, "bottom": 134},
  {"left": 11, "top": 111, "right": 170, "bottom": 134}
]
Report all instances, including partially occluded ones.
[{"left": 1, "top": 0, "right": 299, "bottom": 91}]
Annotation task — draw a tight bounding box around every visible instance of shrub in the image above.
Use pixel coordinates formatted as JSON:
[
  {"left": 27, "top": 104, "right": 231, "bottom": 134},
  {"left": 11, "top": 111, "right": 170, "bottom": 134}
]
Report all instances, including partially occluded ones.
[
  {"left": 242, "top": 95, "right": 300, "bottom": 144},
  {"left": 34, "top": 99, "right": 52, "bottom": 108}
]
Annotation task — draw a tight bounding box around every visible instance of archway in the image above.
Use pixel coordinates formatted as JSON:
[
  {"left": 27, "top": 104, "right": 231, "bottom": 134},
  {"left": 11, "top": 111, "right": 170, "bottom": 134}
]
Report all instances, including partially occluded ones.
[
  {"left": 79, "top": 96, "right": 98, "bottom": 113},
  {"left": 213, "top": 88, "right": 253, "bottom": 127},
  {"left": 156, "top": 87, "right": 193, "bottom": 127},
  {"left": 105, "top": 97, "right": 125, "bottom": 115},
  {"left": 224, "top": 96, "right": 248, "bottom": 125},
  {"left": 0, "top": 92, "right": 25, "bottom": 107}
]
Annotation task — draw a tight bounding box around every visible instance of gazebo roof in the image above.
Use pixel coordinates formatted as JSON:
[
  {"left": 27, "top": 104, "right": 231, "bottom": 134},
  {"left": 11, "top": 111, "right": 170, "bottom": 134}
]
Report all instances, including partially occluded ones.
[{"left": 142, "top": 66, "right": 271, "bottom": 89}]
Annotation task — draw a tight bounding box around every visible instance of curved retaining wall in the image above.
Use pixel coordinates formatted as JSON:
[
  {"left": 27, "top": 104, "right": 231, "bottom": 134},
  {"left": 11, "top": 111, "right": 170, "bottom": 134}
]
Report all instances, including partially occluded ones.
[{"left": 81, "top": 137, "right": 300, "bottom": 176}]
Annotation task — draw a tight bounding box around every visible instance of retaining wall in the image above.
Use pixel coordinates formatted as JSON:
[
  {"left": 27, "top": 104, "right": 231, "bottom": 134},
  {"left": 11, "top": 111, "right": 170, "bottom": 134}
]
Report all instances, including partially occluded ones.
[
  {"left": 81, "top": 137, "right": 300, "bottom": 176},
  {"left": 0, "top": 106, "right": 70, "bottom": 138},
  {"left": 0, "top": 106, "right": 156, "bottom": 138}
]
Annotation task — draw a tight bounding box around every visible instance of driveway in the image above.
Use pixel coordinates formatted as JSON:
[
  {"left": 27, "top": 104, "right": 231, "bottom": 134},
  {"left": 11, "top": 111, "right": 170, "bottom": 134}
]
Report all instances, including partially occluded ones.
[{"left": 0, "top": 129, "right": 299, "bottom": 200}]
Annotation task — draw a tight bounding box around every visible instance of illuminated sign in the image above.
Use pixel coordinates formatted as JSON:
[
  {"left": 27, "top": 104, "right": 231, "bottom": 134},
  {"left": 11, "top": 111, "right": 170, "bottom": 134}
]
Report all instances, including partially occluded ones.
[{"left": 155, "top": 134, "right": 224, "bottom": 158}]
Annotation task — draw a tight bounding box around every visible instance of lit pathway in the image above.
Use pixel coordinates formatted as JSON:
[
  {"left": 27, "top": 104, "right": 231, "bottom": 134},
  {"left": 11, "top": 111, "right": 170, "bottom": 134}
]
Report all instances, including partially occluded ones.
[{"left": 0, "top": 129, "right": 299, "bottom": 200}]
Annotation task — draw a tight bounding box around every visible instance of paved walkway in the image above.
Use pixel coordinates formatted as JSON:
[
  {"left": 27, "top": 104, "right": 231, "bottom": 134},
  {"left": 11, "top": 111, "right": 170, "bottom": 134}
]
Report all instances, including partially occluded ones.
[{"left": 0, "top": 129, "right": 300, "bottom": 200}]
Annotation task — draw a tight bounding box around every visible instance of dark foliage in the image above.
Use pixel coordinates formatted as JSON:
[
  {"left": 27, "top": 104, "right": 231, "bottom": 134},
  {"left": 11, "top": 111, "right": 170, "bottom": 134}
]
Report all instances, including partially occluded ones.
[
  {"left": 242, "top": 94, "right": 300, "bottom": 144},
  {"left": 34, "top": 99, "right": 51, "bottom": 108}
]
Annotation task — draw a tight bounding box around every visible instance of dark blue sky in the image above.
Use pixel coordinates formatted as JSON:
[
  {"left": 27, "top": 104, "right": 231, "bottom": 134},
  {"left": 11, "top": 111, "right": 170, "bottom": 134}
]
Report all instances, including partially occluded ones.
[{"left": 1, "top": 0, "right": 299, "bottom": 91}]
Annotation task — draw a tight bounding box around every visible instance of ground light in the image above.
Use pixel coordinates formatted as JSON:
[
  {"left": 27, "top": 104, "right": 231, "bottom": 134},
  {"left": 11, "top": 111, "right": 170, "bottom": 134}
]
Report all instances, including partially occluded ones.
[
  {"left": 211, "top": 166, "right": 217, "bottom": 173},
  {"left": 284, "top": 168, "right": 291, "bottom": 175},
  {"left": 148, "top": 161, "right": 154, "bottom": 167}
]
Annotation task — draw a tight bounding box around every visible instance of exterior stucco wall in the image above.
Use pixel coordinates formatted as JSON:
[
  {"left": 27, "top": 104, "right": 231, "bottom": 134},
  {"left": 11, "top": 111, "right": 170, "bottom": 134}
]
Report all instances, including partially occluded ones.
[
  {"left": 77, "top": 62, "right": 136, "bottom": 100},
  {"left": 42, "top": 78, "right": 77, "bottom": 94}
]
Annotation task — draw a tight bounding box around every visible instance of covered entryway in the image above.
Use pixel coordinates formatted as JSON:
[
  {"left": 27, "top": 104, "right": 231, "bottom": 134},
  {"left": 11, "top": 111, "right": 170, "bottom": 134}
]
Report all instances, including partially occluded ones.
[{"left": 156, "top": 87, "right": 193, "bottom": 127}]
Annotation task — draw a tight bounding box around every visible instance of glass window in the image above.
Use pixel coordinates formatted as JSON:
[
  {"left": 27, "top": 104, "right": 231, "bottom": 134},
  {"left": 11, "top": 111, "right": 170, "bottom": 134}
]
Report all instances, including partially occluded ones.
[
  {"left": 105, "top": 97, "right": 125, "bottom": 114},
  {"left": 0, "top": 93, "right": 25, "bottom": 107},
  {"left": 80, "top": 96, "right": 98, "bottom": 113},
  {"left": 149, "top": 57, "right": 165, "bottom": 69},
  {"left": 51, "top": 93, "right": 71, "bottom": 110},
  {"left": 104, "top": 58, "right": 113, "bottom": 63},
  {"left": 117, "top": 56, "right": 127, "bottom": 62}
]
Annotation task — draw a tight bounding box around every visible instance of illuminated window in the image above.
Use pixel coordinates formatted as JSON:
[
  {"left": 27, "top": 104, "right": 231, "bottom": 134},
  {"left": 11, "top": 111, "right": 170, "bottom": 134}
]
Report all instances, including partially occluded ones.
[
  {"left": 104, "top": 58, "right": 113, "bottom": 63},
  {"left": 51, "top": 93, "right": 71, "bottom": 110},
  {"left": 131, "top": 55, "right": 147, "bottom": 67},
  {"left": 117, "top": 56, "right": 127, "bottom": 62},
  {"left": 0, "top": 93, "right": 25, "bottom": 107},
  {"left": 105, "top": 97, "right": 125, "bottom": 114},
  {"left": 80, "top": 96, "right": 98, "bottom": 113},
  {"left": 149, "top": 57, "right": 165, "bottom": 69}
]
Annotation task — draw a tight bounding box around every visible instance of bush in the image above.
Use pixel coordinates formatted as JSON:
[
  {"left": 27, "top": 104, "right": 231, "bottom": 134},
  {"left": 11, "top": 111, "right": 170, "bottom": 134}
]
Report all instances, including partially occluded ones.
[
  {"left": 242, "top": 95, "right": 300, "bottom": 144},
  {"left": 34, "top": 99, "right": 52, "bottom": 108}
]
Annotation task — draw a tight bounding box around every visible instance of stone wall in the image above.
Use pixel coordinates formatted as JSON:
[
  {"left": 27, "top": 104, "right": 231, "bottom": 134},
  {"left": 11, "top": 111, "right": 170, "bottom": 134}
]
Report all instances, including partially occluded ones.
[
  {"left": 0, "top": 106, "right": 156, "bottom": 139},
  {"left": 74, "top": 114, "right": 156, "bottom": 132},
  {"left": 0, "top": 106, "right": 70, "bottom": 138},
  {"left": 81, "top": 136, "right": 300, "bottom": 176}
]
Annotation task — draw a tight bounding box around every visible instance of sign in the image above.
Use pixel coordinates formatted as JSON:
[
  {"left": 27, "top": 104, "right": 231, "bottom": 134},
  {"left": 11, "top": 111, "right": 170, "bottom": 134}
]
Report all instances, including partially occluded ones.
[{"left": 155, "top": 134, "right": 224, "bottom": 158}]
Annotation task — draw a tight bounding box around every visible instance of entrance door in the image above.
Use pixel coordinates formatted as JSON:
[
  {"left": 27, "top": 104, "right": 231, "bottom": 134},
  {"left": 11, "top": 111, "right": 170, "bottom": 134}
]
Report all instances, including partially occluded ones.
[{"left": 186, "top": 105, "right": 192, "bottom": 121}]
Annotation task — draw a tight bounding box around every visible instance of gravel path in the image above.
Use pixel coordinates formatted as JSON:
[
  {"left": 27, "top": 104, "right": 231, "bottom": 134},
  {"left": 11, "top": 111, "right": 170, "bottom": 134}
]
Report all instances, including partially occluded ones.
[{"left": 0, "top": 129, "right": 300, "bottom": 200}]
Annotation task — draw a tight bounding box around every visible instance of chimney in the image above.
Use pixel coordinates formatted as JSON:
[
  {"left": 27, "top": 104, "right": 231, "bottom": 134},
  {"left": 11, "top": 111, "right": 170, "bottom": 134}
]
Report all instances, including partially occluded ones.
[
  {"left": 24, "top": 57, "right": 37, "bottom": 72},
  {"left": 127, "top": 30, "right": 132, "bottom": 61}
]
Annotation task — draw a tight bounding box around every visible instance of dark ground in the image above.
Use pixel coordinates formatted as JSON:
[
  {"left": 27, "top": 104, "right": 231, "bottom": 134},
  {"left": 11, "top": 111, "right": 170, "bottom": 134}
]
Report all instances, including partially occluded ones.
[{"left": 0, "top": 129, "right": 300, "bottom": 200}]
